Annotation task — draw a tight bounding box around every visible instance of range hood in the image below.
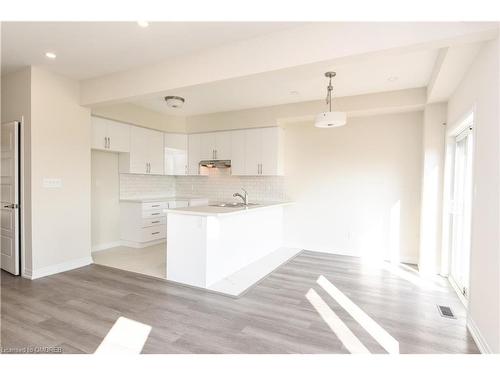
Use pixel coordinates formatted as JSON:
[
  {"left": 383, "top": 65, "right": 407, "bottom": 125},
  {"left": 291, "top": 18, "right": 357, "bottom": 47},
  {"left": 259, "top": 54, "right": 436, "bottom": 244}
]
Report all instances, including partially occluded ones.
[{"left": 199, "top": 160, "right": 231, "bottom": 168}]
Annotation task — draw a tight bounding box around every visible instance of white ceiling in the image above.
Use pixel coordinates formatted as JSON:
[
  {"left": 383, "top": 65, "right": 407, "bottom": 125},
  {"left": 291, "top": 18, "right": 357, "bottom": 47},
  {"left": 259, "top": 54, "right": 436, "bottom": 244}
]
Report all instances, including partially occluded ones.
[
  {"left": 132, "top": 48, "right": 440, "bottom": 116},
  {"left": 1, "top": 22, "right": 304, "bottom": 79}
]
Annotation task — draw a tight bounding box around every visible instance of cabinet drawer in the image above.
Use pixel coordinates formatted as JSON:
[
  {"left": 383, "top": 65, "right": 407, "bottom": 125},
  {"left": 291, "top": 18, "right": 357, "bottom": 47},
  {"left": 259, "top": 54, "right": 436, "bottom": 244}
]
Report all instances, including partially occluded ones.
[
  {"left": 142, "top": 217, "right": 166, "bottom": 228},
  {"left": 142, "top": 209, "right": 166, "bottom": 219},
  {"left": 141, "top": 225, "right": 166, "bottom": 242},
  {"left": 142, "top": 201, "right": 168, "bottom": 211}
]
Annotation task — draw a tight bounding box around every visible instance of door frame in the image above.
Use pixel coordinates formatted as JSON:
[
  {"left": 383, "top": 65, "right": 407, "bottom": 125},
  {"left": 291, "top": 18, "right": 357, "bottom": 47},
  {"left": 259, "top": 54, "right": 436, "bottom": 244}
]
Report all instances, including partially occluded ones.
[
  {"left": 441, "top": 110, "right": 475, "bottom": 307},
  {"left": 2, "top": 118, "right": 26, "bottom": 277}
]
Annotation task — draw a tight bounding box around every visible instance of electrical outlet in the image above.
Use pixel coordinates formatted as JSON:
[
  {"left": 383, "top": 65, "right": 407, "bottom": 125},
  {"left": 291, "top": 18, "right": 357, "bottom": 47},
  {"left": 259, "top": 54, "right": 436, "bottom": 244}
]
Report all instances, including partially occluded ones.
[{"left": 43, "top": 178, "right": 62, "bottom": 188}]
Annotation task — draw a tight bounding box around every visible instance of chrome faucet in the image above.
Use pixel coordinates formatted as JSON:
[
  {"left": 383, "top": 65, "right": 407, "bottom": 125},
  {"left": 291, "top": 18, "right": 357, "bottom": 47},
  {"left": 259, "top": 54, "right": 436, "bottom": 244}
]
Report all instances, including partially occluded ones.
[{"left": 233, "top": 188, "right": 249, "bottom": 205}]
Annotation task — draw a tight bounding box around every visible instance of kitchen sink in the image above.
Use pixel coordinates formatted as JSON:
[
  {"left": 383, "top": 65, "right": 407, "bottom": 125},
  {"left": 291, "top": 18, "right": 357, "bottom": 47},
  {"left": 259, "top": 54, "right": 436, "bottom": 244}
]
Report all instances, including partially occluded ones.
[{"left": 209, "top": 202, "right": 260, "bottom": 207}]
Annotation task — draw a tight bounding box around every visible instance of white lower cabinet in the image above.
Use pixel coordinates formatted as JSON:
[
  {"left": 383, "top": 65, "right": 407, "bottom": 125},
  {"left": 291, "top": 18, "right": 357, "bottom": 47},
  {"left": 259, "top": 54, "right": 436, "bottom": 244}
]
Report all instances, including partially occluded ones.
[{"left": 120, "top": 198, "right": 208, "bottom": 247}]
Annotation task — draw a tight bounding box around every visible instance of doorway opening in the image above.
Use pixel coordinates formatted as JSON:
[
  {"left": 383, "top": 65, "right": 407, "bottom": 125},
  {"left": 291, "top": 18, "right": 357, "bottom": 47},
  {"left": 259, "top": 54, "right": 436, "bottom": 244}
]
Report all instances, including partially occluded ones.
[
  {"left": 448, "top": 116, "right": 474, "bottom": 305},
  {"left": 1, "top": 121, "right": 22, "bottom": 276}
]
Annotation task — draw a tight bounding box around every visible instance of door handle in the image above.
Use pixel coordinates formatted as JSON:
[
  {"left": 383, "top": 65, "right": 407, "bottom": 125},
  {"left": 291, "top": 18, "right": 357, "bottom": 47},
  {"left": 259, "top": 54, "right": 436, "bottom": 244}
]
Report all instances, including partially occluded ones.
[{"left": 2, "top": 203, "right": 18, "bottom": 209}]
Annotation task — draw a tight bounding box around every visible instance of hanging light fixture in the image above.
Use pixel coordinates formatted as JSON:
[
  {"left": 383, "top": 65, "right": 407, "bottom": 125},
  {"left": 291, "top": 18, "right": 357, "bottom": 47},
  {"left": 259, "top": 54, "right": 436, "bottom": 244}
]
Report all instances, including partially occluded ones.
[{"left": 314, "top": 72, "right": 347, "bottom": 128}]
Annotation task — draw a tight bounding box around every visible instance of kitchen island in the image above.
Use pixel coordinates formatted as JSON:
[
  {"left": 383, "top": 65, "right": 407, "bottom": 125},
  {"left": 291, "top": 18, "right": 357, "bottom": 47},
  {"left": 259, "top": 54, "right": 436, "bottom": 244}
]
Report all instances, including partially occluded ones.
[{"left": 165, "top": 201, "right": 300, "bottom": 296}]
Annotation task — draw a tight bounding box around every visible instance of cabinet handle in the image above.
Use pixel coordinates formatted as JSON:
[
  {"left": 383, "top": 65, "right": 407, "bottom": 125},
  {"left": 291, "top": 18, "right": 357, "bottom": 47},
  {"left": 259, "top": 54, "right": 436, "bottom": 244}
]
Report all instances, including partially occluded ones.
[
  {"left": 146, "top": 163, "right": 149, "bottom": 173},
  {"left": 151, "top": 212, "right": 160, "bottom": 216},
  {"left": 215, "top": 149, "right": 218, "bottom": 160},
  {"left": 151, "top": 220, "right": 160, "bottom": 224},
  {"left": 151, "top": 204, "right": 160, "bottom": 207},
  {"left": 108, "top": 137, "right": 111, "bottom": 149},
  {"left": 104, "top": 137, "right": 107, "bottom": 149},
  {"left": 185, "top": 165, "right": 188, "bottom": 175},
  {"left": 151, "top": 232, "right": 160, "bottom": 235}
]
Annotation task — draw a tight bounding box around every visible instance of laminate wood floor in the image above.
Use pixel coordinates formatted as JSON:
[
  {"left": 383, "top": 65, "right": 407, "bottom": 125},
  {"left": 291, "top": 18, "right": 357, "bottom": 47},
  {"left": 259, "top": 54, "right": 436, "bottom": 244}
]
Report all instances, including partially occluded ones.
[{"left": 0, "top": 251, "right": 479, "bottom": 354}]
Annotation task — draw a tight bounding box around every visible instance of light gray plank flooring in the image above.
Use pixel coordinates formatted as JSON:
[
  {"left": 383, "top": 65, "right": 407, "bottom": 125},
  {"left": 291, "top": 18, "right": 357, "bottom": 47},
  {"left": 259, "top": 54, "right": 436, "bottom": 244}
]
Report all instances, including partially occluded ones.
[{"left": 0, "top": 251, "right": 479, "bottom": 354}]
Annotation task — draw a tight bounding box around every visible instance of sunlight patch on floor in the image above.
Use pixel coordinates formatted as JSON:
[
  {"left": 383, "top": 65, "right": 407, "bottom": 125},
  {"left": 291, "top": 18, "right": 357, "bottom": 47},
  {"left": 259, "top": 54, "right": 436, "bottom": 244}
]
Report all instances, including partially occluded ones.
[
  {"left": 317, "top": 275, "right": 399, "bottom": 354},
  {"left": 305, "top": 288, "right": 370, "bottom": 354},
  {"left": 95, "top": 317, "right": 152, "bottom": 354}
]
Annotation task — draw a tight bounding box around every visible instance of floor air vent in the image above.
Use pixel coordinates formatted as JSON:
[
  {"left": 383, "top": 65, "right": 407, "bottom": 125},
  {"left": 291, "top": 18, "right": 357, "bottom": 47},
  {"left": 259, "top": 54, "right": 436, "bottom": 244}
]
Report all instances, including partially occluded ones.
[{"left": 437, "top": 305, "right": 456, "bottom": 319}]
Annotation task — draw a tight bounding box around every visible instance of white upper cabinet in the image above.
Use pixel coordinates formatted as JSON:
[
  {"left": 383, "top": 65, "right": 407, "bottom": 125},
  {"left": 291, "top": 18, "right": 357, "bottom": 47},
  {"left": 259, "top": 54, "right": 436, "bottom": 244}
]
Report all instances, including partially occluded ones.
[
  {"left": 120, "top": 126, "right": 164, "bottom": 175},
  {"left": 188, "top": 133, "right": 202, "bottom": 175},
  {"left": 164, "top": 133, "right": 188, "bottom": 176},
  {"left": 244, "top": 128, "right": 262, "bottom": 175},
  {"left": 230, "top": 130, "right": 246, "bottom": 175},
  {"left": 260, "top": 127, "right": 284, "bottom": 176},
  {"left": 234, "top": 127, "right": 284, "bottom": 176},
  {"left": 215, "top": 131, "right": 232, "bottom": 160},
  {"left": 199, "top": 131, "right": 232, "bottom": 160},
  {"left": 200, "top": 132, "right": 216, "bottom": 160},
  {"left": 91, "top": 116, "right": 130, "bottom": 153}
]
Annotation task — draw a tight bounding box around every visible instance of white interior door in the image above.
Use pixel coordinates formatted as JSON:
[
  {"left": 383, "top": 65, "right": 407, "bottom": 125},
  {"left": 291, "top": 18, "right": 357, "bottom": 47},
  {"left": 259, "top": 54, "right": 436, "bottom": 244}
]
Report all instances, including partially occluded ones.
[
  {"left": 1, "top": 121, "right": 20, "bottom": 275},
  {"left": 450, "top": 126, "right": 474, "bottom": 301}
]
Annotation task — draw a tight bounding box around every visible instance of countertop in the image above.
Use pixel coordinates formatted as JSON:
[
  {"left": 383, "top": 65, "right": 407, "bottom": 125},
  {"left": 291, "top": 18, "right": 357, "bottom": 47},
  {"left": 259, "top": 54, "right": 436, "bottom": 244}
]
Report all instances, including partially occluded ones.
[
  {"left": 119, "top": 196, "right": 207, "bottom": 203},
  {"left": 165, "top": 201, "right": 293, "bottom": 217}
]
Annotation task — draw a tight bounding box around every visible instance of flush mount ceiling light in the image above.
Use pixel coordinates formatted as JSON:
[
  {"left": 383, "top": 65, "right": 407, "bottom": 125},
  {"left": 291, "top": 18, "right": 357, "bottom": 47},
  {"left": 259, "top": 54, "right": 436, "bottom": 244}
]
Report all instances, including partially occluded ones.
[
  {"left": 314, "top": 72, "right": 347, "bottom": 128},
  {"left": 164, "top": 96, "right": 185, "bottom": 109},
  {"left": 45, "top": 52, "right": 57, "bottom": 59},
  {"left": 137, "top": 21, "right": 149, "bottom": 28}
]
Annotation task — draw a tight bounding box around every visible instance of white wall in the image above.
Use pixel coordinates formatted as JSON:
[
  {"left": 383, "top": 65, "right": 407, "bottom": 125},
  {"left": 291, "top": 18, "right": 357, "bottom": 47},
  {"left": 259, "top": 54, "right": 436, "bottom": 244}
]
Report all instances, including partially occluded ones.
[
  {"left": 419, "top": 103, "right": 447, "bottom": 274},
  {"left": 447, "top": 39, "right": 500, "bottom": 353},
  {"left": 91, "top": 151, "right": 120, "bottom": 251},
  {"left": 282, "top": 112, "right": 422, "bottom": 263},
  {"left": 91, "top": 102, "right": 186, "bottom": 133},
  {"left": 29, "top": 67, "right": 92, "bottom": 277},
  {"left": 186, "top": 88, "right": 426, "bottom": 133}
]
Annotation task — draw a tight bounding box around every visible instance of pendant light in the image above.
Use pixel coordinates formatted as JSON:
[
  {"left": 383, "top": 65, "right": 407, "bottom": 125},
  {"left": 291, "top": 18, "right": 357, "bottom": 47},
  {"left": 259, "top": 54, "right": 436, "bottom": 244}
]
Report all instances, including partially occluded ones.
[{"left": 314, "top": 72, "right": 347, "bottom": 128}]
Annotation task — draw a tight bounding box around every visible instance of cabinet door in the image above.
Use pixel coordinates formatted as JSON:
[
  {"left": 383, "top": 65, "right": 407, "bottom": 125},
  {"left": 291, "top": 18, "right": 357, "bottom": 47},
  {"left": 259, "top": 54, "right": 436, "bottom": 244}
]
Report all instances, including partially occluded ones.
[
  {"left": 129, "top": 126, "right": 151, "bottom": 174},
  {"left": 200, "top": 133, "right": 216, "bottom": 160},
  {"left": 91, "top": 117, "right": 108, "bottom": 151},
  {"left": 244, "top": 128, "right": 262, "bottom": 176},
  {"left": 215, "top": 131, "right": 232, "bottom": 160},
  {"left": 230, "top": 130, "right": 246, "bottom": 175},
  {"left": 147, "top": 129, "right": 165, "bottom": 175},
  {"left": 107, "top": 120, "right": 130, "bottom": 152},
  {"left": 164, "top": 133, "right": 187, "bottom": 175},
  {"left": 188, "top": 134, "right": 202, "bottom": 175},
  {"left": 261, "top": 127, "right": 283, "bottom": 175}
]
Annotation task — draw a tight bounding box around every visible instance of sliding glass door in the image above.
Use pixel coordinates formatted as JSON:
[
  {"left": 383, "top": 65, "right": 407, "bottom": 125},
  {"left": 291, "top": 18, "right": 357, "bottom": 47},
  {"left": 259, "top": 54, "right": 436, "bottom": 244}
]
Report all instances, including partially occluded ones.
[{"left": 449, "top": 125, "right": 474, "bottom": 303}]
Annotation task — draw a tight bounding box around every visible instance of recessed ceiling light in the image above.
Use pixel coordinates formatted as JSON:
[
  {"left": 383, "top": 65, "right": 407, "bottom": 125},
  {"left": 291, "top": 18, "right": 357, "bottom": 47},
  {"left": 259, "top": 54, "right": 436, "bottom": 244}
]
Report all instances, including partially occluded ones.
[
  {"left": 137, "top": 21, "right": 149, "bottom": 28},
  {"left": 45, "top": 52, "right": 56, "bottom": 59},
  {"left": 388, "top": 76, "right": 399, "bottom": 82}
]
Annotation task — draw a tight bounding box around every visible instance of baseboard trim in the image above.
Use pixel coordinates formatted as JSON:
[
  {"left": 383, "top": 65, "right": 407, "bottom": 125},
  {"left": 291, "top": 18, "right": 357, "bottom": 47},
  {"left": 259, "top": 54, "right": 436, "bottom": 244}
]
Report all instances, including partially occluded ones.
[
  {"left": 120, "top": 239, "right": 166, "bottom": 249},
  {"left": 92, "top": 241, "right": 122, "bottom": 253},
  {"left": 298, "top": 247, "right": 418, "bottom": 265},
  {"left": 467, "top": 316, "right": 492, "bottom": 354},
  {"left": 30, "top": 256, "right": 93, "bottom": 280}
]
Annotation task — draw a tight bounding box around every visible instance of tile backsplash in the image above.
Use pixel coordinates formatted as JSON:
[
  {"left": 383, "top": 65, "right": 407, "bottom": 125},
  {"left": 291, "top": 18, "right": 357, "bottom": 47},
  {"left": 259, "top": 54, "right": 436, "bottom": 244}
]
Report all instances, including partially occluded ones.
[
  {"left": 176, "top": 168, "right": 287, "bottom": 202},
  {"left": 120, "top": 168, "right": 287, "bottom": 202},
  {"left": 120, "top": 174, "right": 176, "bottom": 199}
]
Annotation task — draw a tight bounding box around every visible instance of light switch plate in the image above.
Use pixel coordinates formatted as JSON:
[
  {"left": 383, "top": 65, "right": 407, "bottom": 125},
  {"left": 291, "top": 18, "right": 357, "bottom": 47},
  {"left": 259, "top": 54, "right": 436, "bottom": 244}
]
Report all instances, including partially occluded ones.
[{"left": 43, "top": 178, "right": 62, "bottom": 188}]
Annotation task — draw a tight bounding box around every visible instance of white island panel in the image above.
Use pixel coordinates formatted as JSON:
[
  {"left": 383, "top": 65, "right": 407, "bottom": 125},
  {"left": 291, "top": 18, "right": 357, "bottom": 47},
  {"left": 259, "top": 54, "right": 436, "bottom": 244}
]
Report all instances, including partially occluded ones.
[{"left": 166, "top": 204, "right": 287, "bottom": 290}]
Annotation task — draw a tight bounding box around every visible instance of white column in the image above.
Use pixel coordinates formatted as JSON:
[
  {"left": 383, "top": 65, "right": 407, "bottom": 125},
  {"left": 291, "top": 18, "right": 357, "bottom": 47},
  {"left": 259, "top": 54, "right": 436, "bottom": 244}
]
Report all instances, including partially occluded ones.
[{"left": 418, "top": 103, "right": 447, "bottom": 274}]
